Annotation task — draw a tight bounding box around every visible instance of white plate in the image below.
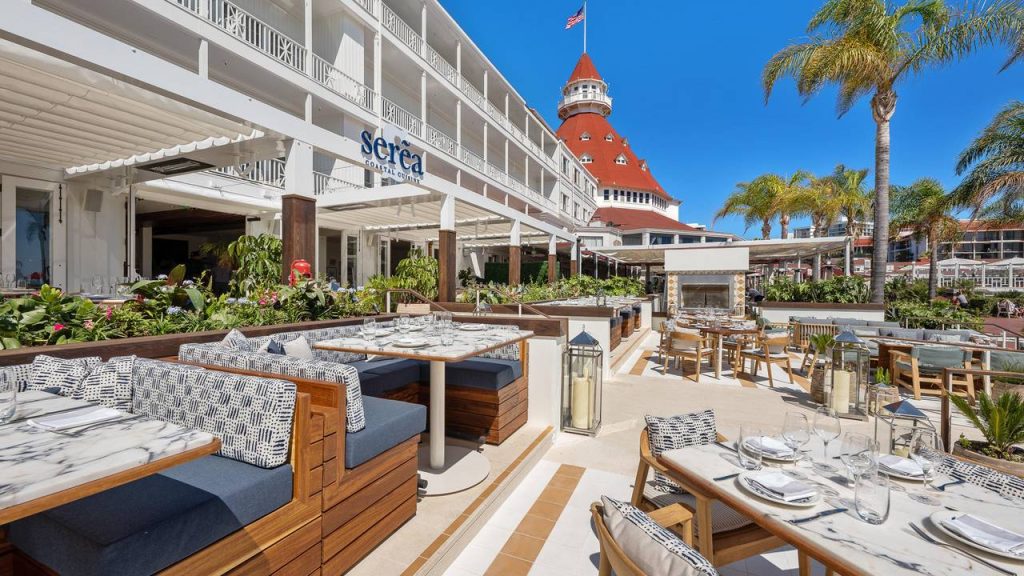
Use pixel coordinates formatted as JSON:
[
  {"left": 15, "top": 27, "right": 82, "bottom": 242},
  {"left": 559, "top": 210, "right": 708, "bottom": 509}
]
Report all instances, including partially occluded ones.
[
  {"left": 740, "top": 439, "right": 801, "bottom": 463},
  {"left": 737, "top": 472, "right": 821, "bottom": 507},
  {"left": 392, "top": 339, "right": 428, "bottom": 348},
  {"left": 459, "top": 324, "right": 487, "bottom": 331},
  {"left": 877, "top": 459, "right": 929, "bottom": 482},
  {"left": 929, "top": 511, "right": 1024, "bottom": 561}
]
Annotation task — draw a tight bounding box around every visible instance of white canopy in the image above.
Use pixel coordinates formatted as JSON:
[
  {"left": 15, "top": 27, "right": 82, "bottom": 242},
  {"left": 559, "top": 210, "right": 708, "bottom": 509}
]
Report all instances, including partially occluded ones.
[
  {"left": 937, "top": 258, "right": 982, "bottom": 267},
  {"left": 988, "top": 257, "right": 1024, "bottom": 267}
]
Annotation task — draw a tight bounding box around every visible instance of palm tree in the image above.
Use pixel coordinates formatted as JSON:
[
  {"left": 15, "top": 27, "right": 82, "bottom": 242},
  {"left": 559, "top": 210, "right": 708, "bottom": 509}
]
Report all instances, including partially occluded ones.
[
  {"left": 763, "top": 0, "right": 1024, "bottom": 303},
  {"left": 953, "top": 101, "right": 1024, "bottom": 221},
  {"left": 795, "top": 176, "right": 844, "bottom": 279},
  {"left": 890, "top": 178, "right": 960, "bottom": 299},
  {"left": 714, "top": 172, "right": 809, "bottom": 239},
  {"left": 827, "top": 164, "right": 872, "bottom": 240}
]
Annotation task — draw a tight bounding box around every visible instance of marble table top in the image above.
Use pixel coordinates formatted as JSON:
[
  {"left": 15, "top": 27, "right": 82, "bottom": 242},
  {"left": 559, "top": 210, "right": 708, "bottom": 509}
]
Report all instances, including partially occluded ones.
[
  {"left": 0, "top": 392, "right": 218, "bottom": 523},
  {"left": 661, "top": 443, "right": 1024, "bottom": 576},
  {"left": 315, "top": 323, "right": 533, "bottom": 363}
]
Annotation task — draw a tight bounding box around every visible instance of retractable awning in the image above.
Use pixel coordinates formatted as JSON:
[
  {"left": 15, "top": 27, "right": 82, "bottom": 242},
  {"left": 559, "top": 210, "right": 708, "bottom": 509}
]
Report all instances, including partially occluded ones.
[{"left": 593, "top": 237, "right": 851, "bottom": 265}]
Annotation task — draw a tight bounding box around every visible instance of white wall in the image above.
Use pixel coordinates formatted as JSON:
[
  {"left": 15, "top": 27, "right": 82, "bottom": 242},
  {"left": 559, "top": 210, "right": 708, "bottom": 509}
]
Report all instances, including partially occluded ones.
[
  {"left": 66, "top": 184, "right": 126, "bottom": 291},
  {"left": 527, "top": 336, "right": 565, "bottom": 430}
]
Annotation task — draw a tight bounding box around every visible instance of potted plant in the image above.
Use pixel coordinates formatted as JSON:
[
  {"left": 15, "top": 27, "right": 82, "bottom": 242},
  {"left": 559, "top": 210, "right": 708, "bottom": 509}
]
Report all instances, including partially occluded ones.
[
  {"left": 808, "top": 333, "right": 836, "bottom": 404},
  {"left": 949, "top": 392, "right": 1024, "bottom": 478}
]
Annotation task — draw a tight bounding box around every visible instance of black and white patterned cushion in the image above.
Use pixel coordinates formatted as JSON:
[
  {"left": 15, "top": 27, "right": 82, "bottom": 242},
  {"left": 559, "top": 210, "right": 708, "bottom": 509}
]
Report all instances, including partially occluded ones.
[
  {"left": 481, "top": 342, "right": 521, "bottom": 361},
  {"left": 73, "top": 355, "right": 135, "bottom": 411},
  {"left": 601, "top": 496, "right": 718, "bottom": 576},
  {"left": 646, "top": 410, "right": 717, "bottom": 494},
  {"left": 26, "top": 355, "right": 102, "bottom": 397},
  {"left": 220, "top": 328, "right": 250, "bottom": 351},
  {"left": 938, "top": 456, "right": 1024, "bottom": 501}
]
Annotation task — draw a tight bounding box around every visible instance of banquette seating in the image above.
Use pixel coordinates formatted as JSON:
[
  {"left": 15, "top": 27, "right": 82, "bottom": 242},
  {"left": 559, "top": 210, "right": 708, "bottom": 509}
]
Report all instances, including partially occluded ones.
[
  {"left": 0, "top": 356, "right": 360, "bottom": 576},
  {"left": 610, "top": 315, "right": 623, "bottom": 350},
  {"left": 619, "top": 308, "right": 635, "bottom": 338},
  {"left": 178, "top": 322, "right": 528, "bottom": 445}
]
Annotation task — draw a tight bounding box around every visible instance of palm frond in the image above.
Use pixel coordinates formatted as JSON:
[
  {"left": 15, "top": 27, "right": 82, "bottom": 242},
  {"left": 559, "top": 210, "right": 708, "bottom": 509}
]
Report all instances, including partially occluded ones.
[{"left": 902, "top": 0, "right": 1024, "bottom": 78}]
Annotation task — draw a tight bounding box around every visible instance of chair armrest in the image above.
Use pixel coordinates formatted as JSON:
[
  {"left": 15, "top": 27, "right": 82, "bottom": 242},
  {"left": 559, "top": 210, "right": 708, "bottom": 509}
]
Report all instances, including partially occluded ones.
[
  {"left": 889, "top": 350, "right": 911, "bottom": 362},
  {"left": 648, "top": 503, "right": 694, "bottom": 545}
]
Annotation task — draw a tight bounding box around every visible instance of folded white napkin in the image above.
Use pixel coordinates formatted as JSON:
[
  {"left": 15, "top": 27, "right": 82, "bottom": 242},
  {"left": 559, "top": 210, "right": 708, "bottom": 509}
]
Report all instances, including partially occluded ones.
[
  {"left": 748, "top": 471, "right": 818, "bottom": 502},
  {"left": 394, "top": 337, "right": 426, "bottom": 346},
  {"left": 879, "top": 454, "right": 924, "bottom": 477},
  {"left": 29, "top": 406, "right": 123, "bottom": 431},
  {"left": 942, "top": 514, "right": 1024, "bottom": 554},
  {"left": 745, "top": 436, "right": 795, "bottom": 457}
]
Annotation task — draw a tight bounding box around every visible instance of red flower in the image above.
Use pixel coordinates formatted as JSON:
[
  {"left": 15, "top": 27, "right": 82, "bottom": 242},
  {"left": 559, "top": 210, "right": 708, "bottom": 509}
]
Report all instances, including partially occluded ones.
[{"left": 53, "top": 323, "right": 65, "bottom": 332}]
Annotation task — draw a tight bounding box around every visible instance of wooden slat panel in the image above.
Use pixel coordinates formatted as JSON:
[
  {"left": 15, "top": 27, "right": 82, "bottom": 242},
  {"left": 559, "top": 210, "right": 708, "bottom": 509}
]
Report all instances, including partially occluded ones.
[
  {"left": 323, "top": 458, "right": 338, "bottom": 487},
  {"left": 326, "top": 437, "right": 419, "bottom": 507},
  {"left": 270, "top": 542, "right": 321, "bottom": 576},
  {"left": 227, "top": 518, "right": 320, "bottom": 576},
  {"left": 322, "top": 496, "right": 417, "bottom": 576},
  {"left": 322, "top": 458, "right": 417, "bottom": 536},
  {"left": 308, "top": 466, "right": 323, "bottom": 499},
  {"left": 306, "top": 440, "right": 323, "bottom": 471},
  {"left": 323, "top": 476, "right": 413, "bottom": 560},
  {"left": 322, "top": 433, "right": 337, "bottom": 463},
  {"left": 308, "top": 413, "right": 324, "bottom": 444}
]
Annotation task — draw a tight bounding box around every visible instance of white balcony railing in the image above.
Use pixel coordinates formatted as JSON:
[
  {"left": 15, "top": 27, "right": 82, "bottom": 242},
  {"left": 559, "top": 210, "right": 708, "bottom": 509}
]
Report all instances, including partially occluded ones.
[
  {"left": 314, "top": 171, "right": 364, "bottom": 196},
  {"left": 311, "top": 54, "right": 377, "bottom": 114},
  {"left": 460, "top": 148, "right": 484, "bottom": 172},
  {"left": 426, "top": 44, "right": 459, "bottom": 86},
  {"left": 381, "top": 3, "right": 423, "bottom": 55},
  {"left": 558, "top": 91, "right": 613, "bottom": 109},
  {"left": 213, "top": 158, "right": 286, "bottom": 187},
  {"left": 194, "top": 0, "right": 307, "bottom": 72},
  {"left": 381, "top": 97, "right": 423, "bottom": 136},
  {"left": 353, "top": 0, "right": 379, "bottom": 17},
  {"left": 425, "top": 125, "right": 457, "bottom": 157}
]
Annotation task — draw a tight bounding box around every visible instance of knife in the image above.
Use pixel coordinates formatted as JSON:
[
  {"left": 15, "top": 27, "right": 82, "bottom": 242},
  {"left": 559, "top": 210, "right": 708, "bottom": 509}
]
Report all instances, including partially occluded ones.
[{"left": 789, "top": 508, "right": 848, "bottom": 524}]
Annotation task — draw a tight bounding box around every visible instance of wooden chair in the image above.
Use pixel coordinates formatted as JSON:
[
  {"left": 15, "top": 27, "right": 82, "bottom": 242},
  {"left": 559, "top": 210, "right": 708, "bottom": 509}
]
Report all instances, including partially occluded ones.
[
  {"left": 721, "top": 333, "right": 757, "bottom": 374},
  {"left": 631, "top": 429, "right": 783, "bottom": 567},
  {"left": 891, "top": 346, "right": 976, "bottom": 401},
  {"left": 662, "top": 329, "right": 713, "bottom": 383},
  {"left": 740, "top": 333, "right": 795, "bottom": 387},
  {"left": 591, "top": 502, "right": 695, "bottom": 576}
]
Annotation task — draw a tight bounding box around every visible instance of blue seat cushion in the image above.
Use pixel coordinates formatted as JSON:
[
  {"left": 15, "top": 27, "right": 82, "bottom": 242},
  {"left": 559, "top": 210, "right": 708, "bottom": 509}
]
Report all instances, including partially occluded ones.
[
  {"left": 429, "top": 358, "right": 522, "bottom": 391},
  {"left": 347, "top": 396, "right": 426, "bottom": 468},
  {"left": 8, "top": 456, "right": 291, "bottom": 576},
  {"left": 620, "top": 309, "right": 633, "bottom": 318},
  {"left": 349, "top": 358, "right": 424, "bottom": 397}
]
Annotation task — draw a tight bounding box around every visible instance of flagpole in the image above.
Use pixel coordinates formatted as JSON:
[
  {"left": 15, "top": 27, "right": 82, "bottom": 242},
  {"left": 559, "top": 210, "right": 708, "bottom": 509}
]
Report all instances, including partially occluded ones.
[{"left": 583, "top": 0, "right": 588, "bottom": 53}]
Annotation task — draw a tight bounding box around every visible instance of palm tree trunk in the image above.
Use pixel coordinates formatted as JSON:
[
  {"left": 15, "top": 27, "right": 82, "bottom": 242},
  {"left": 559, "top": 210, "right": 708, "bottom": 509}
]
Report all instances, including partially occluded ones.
[
  {"left": 761, "top": 220, "right": 771, "bottom": 240},
  {"left": 780, "top": 215, "right": 790, "bottom": 240},
  {"left": 928, "top": 234, "right": 939, "bottom": 300},
  {"left": 870, "top": 91, "right": 896, "bottom": 305}
]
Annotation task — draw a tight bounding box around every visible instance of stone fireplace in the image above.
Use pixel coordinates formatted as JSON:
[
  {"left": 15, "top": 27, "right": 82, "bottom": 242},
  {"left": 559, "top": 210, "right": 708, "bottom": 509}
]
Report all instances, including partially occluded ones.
[{"left": 662, "top": 246, "right": 750, "bottom": 315}]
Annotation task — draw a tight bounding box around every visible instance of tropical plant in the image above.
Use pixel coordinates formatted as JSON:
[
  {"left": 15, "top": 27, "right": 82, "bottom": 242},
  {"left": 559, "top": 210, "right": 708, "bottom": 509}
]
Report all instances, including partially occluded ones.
[
  {"left": 714, "top": 171, "right": 810, "bottom": 239},
  {"left": 826, "top": 164, "right": 873, "bottom": 239},
  {"left": 951, "top": 391, "right": 1024, "bottom": 461},
  {"left": 763, "top": 0, "right": 1024, "bottom": 303},
  {"left": 885, "top": 298, "right": 982, "bottom": 329},
  {"left": 889, "top": 178, "right": 960, "bottom": 299},
  {"left": 809, "top": 333, "right": 836, "bottom": 355},
  {"left": 128, "top": 264, "right": 208, "bottom": 313},
  {"left": 226, "top": 234, "right": 283, "bottom": 295},
  {"left": 764, "top": 275, "right": 869, "bottom": 303},
  {"left": 794, "top": 174, "right": 843, "bottom": 279},
  {"left": 0, "top": 285, "right": 111, "bottom": 348},
  {"left": 953, "top": 101, "right": 1024, "bottom": 221},
  {"left": 884, "top": 277, "right": 931, "bottom": 303}
]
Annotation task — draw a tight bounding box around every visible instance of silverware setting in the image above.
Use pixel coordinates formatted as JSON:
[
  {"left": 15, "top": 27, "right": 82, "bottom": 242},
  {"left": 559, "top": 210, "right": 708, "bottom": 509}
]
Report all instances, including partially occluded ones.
[
  {"left": 716, "top": 441, "right": 737, "bottom": 453},
  {"left": 907, "top": 522, "right": 1016, "bottom": 576},
  {"left": 788, "top": 508, "right": 848, "bottom": 524},
  {"left": 936, "top": 478, "right": 967, "bottom": 492},
  {"left": 43, "top": 415, "right": 146, "bottom": 438},
  {"left": 714, "top": 472, "right": 741, "bottom": 481}
]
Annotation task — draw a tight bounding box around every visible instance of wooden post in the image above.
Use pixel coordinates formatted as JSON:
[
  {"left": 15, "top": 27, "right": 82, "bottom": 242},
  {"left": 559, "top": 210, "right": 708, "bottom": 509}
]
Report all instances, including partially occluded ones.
[
  {"left": 509, "top": 245, "right": 521, "bottom": 285},
  {"left": 547, "top": 235, "right": 557, "bottom": 284},
  {"left": 281, "top": 194, "right": 316, "bottom": 283},
  {"left": 438, "top": 230, "right": 456, "bottom": 302},
  {"left": 569, "top": 242, "right": 578, "bottom": 276}
]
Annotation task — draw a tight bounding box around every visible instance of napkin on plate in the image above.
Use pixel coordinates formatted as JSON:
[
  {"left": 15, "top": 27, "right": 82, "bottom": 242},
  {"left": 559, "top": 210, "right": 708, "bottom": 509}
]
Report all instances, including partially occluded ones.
[
  {"left": 745, "top": 436, "right": 795, "bottom": 457},
  {"left": 748, "top": 472, "right": 818, "bottom": 502},
  {"left": 941, "top": 514, "right": 1024, "bottom": 553},
  {"left": 878, "top": 454, "right": 924, "bottom": 477},
  {"left": 28, "top": 406, "right": 123, "bottom": 431}
]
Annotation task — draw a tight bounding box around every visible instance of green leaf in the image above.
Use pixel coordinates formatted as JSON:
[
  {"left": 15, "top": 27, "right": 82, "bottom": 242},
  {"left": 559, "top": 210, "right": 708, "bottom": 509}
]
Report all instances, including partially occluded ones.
[
  {"left": 1, "top": 337, "right": 20, "bottom": 349},
  {"left": 18, "top": 308, "right": 46, "bottom": 326},
  {"left": 168, "top": 264, "right": 187, "bottom": 286},
  {"left": 184, "top": 286, "right": 206, "bottom": 312}
]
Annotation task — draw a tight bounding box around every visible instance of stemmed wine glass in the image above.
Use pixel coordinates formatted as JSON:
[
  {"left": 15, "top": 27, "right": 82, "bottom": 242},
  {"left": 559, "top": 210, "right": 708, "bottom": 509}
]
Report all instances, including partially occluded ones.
[
  {"left": 813, "top": 407, "right": 841, "bottom": 473},
  {"left": 909, "top": 429, "right": 945, "bottom": 506},
  {"left": 840, "top": 432, "right": 878, "bottom": 486},
  {"left": 782, "top": 412, "right": 812, "bottom": 469}
]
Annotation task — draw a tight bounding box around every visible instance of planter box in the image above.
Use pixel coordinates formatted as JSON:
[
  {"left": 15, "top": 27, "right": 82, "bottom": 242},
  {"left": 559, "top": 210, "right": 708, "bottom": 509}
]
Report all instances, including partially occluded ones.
[
  {"left": 757, "top": 302, "right": 885, "bottom": 324},
  {"left": 952, "top": 443, "right": 1024, "bottom": 479}
]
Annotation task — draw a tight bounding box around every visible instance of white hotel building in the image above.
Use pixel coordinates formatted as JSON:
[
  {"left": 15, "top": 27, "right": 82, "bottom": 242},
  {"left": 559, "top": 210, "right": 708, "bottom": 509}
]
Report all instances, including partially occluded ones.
[{"left": 0, "top": 0, "right": 601, "bottom": 297}]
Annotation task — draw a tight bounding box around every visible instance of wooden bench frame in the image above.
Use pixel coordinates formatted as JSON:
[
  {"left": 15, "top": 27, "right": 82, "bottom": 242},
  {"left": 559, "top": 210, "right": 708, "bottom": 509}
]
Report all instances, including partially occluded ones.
[{"left": 592, "top": 502, "right": 695, "bottom": 576}]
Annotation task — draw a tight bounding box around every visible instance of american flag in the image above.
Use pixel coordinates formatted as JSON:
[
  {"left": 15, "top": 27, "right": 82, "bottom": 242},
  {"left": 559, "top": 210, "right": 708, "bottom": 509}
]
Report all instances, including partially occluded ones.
[{"left": 565, "top": 6, "right": 584, "bottom": 30}]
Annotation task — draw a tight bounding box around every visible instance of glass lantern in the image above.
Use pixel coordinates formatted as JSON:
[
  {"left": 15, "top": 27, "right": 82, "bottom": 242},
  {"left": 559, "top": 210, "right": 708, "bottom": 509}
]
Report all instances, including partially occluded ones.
[
  {"left": 828, "top": 328, "right": 869, "bottom": 420},
  {"left": 562, "top": 329, "right": 603, "bottom": 436},
  {"left": 874, "top": 399, "right": 934, "bottom": 456}
]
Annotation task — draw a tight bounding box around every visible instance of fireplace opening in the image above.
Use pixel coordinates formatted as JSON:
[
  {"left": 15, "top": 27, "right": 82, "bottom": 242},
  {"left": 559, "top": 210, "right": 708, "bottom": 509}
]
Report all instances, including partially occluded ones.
[{"left": 680, "top": 284, "right": 730, "bottom": 309}]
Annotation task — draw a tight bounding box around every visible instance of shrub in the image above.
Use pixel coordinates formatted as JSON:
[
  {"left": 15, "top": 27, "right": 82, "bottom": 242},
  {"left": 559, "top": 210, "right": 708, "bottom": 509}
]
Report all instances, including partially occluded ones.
[
  {"left": 885, "top": 299, "right": 983, "bottom": 329},
  {"left": 764, "top": 276, "right": 869, "bottom": 303},
  {"left": 950, "top": 391, "right": 1024, "bottom": 461}
]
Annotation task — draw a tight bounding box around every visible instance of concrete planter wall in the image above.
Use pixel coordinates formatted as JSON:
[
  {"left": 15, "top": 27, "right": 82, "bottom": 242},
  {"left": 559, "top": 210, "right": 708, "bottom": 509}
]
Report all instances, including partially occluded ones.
[{"left": 757, "top": 302, "right": 886, "bottom": 324}]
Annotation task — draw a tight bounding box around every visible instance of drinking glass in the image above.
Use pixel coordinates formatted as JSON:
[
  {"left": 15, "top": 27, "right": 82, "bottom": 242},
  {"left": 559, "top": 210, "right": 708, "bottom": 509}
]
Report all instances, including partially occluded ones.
[
  {"left": 909, "top": 428, "right": 945, "bottom": 506},
  {"left": 855, "top": 471, "right": 891, "bottom": 525},
  {"left": 782, "top": 412, "right": 811, "bottom": 467},
  {"left": 397, "top": 314, "right": 410, "bottom": 335},
  {"left": 813, "top": 407, "right": 841, "bottom": 473},
  {"left": 737, "top": 425, "right": 764, "bottom": 471},
  {"left": 0, "top": 371, "right": 15, "bottom": 424},
  {"left": 361, "top": 318, "right": 376, "bottom": 340},
  {"left": 840, "top": 432, "right": 878, "bottom": 486},
  {"left": 440, "top": 325, "right": 454, "bottom": 347}
]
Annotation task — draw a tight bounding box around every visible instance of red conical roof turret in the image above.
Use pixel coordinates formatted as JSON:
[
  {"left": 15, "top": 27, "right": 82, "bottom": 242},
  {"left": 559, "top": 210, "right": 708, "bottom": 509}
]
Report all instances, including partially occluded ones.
[{"left": 567, "top": 52, "right": 602, "bottom": 83}]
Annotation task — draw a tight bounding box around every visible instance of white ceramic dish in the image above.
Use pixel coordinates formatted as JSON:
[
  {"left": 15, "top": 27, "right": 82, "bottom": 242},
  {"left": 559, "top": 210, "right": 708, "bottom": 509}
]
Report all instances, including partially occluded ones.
[
  {"left": 929, "top": 511, "right": 1024, "bottom": 561},
  {"left": 737, "top": 472, "right": 821, "bottom": 508}
]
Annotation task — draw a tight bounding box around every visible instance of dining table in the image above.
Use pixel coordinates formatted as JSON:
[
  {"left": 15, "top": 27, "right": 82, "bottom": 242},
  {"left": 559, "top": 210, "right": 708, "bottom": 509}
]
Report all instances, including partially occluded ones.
[
  {"left": 0, "top": 391, "right": 221, "bottom": 525},
  {"left": 660, "top": 442, "right": 1024, "bottom": 576},
  {"left": 314, "top": 320, "right": 533, "bottom": 496}
]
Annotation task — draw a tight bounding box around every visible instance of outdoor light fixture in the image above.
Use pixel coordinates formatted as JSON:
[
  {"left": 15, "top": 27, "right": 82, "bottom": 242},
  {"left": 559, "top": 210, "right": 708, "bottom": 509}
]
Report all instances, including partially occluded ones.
[
  {"left": 562, "top": 329, "right": 603, "bottom": 436},
  {"left": 829, "top": 328, "right": 869, "bottom": 420},
  {"left": 874, "top": 399, "right": 933, "bottom": 456},
  {"left": 139, "top": 157, "right": 215, "bottom": 176}
]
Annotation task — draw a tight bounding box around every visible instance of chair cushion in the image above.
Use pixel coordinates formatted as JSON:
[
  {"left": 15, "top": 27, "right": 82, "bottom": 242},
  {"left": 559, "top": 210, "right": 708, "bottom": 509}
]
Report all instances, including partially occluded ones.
[
  {"left": 73, "top": 356, "right": 135, "bottom": 412},
  {"left": 938, "top": 456, "right": 1024, "bottom": 501},
  {"left": 868, "top": 321, "right": 902, "bottom": 328},
  {"left": 643, "top": 483, "right": 753, "bottom": 534},
  {"left": 883, "top": 328, "right": 925, "bottom": 340},
  {"left": 833, "top": 319, "right": 868, "bottom": 326},
  {"left": 912, "top": 345, "right": 971, "bottom": 368},
  {"left": 26, "top": 355, "right": 102, "bottom": 397},
  {"left": 425, "top": 358, "right": 523, "bottom": 391},
  {"left": 645, "top": 411, "right": 717, "bottom": 494},
  {"left": 600, "top": 496, "right": 718, "bottom": 576},
  {"left": 346, "top": 396, "right": 426, "bottom": 468},
  {"left": 620, "top": 309, "right": 633, "bottom": 318},
  {"left": 8, "top": 455, "right": 292, "bottom": 576},
  {"left": 350, "top": 359, "right": 424, "bottom": 397}
]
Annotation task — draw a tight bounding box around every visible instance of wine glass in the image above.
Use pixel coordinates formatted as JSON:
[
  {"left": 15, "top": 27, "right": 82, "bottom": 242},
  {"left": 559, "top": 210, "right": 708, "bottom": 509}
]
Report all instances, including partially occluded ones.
[
  {"left": 813, "top": 407, "right": 841, "bottom": 473},
  {"left": 909, "top": 429, "right": 945, "bottom": 506},
  {"left": 840, "top": 432, "right": 878, "bottom": 486},
  {"left": 782, "top": 412, "right": 811, "bottom": 467},
  {"left": 361, "top": 318, "right": 376, "bottom": 341}
]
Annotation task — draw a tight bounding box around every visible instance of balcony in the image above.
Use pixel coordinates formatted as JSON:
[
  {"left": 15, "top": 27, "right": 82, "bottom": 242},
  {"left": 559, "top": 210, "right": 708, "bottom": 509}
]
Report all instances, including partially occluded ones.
[{"left": 212, "top": 158, "right": 285, "bottom": 187}]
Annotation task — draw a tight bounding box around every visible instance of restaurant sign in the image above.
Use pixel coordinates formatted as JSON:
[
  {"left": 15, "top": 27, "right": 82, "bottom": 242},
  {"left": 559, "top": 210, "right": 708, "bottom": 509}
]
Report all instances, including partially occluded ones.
[{"left": 360, "top": 125, "right": 424, "bottom": 182}]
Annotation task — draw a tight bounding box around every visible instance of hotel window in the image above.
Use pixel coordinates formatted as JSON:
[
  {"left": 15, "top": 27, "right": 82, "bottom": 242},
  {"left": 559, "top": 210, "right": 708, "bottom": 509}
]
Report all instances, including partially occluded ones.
[
  {"left": 574, "top": 202, "right": 580, "bottom": 219},
  {"left": 562, "top": 157, "right": 568, "bottom": 174},
  {"left": 561, "top": 194, "right": 569, "bottom": 211},
  {"left": 614, "top": 190, "right": 619, "bottom": 201},
  {"left": 580, "top": 154, "right": 592, "bottom": 164},
  {"left": 345, "top": 235, "right": 358, "bottom": 287},
  {"left": 574, "top": 169, "right": 580, "bottom": 185},
  {"left": 615, "top": 154, "right": 627, "bottom": 165},
  {"left": 605, "top": 133, "right": 614, "bottom": 141},
  {"left": 580, "top": 132, "right": 591, "bottom": 141},
  {"left": 603, "top": 189, "right": 610, "bottom": 200}
]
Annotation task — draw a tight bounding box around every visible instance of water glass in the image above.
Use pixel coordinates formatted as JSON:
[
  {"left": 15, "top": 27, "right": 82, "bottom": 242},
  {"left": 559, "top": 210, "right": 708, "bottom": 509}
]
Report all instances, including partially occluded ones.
[
  {"left": 440, "top": 326, "right": 454, "bottom": 347},
  {"left": 840, "top": 432, "right": 878, "bottom": 485},
  {"left": 813, "top": 406, "right": 842, "bottom": 473},
  {"left": 361, "top": 318, "right": 376, "bottom": 340},
  {"left": 397, "top": 314, "right": 410, "bottom": 335},
  {"left": 782, "top": 412, "right": 811, "bottom": 467},
  {"left": 737, "top": 425, "right": 764, "bottom": 470},
  {"left": 855, "top": 471, "right": 891, "bottom": 524},
  {"left": 0, "top": 371, "right": 16, "bottom": 424}
]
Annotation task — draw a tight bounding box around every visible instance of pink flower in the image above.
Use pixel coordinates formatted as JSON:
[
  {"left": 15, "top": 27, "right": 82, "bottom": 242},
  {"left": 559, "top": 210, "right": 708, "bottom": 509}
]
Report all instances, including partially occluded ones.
[
  {"left": 259, "top": 299, "right": 268, "bottom": 306},
  {"left": 104, "top": 307, "right": 113, "bottom": 320},
  {"left": 84, "top": 320, "right": 94, "bottom": 330},
  {"left": 53, "top": 323, "right": 65, "bottom": 332}
]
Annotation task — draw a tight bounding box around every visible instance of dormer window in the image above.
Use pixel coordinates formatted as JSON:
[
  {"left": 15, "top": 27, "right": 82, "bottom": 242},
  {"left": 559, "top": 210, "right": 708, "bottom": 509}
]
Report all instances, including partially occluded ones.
[
  {"left": 640, "top": 161, "right": 647, "bottom": 172},
  {"left": 615, "top": 154, "right": 627, "bottom": 165},
  {"left": 580, "top": 154, "right": 592, "bottom": 164},
  {"left": 605, "top": 133, "right": 614, "bottom": 142},
  {"left": 580, "top": 132, "right": 591, "bottom": 141}
]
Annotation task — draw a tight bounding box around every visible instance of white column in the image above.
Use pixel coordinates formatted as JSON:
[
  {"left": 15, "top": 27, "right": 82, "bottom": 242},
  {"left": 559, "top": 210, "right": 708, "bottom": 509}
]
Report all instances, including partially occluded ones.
[
  {"left": 504, "top": 139, "right": 508, "bottom": 173},
  {"left": 304, "top": 0, "right": 313, "bottom": 73},
  {"left": 372, "top": 30, "right": 383, "bottom": 187},
  {"left": 504, "top": 93, "right": 509, "bottom": 118},
  {"left": 456, "top": 40, "right": 461, "bottom": 77},
  {"left": 141, "top": 224, "right": 153, "bottom": 278},
  {"left": 525, "top": 157, "right": 530, "bottom": 187},
  {"left": 483, "top": 122, "right": 488, "bottom": 164},
  {"left": 548, "top": 235, "right": 557, "bottom": 255},
  {"left": 126, "top": 186, "right": 136, "bottom": 281},
  {"left": 483, "top": 69, "right": 488, "bottom": 100},
  {"left": 420, "top": 2, "right": 427, "bottom": 58},
  {"left": 510, "top": 219, "right": 521, "bottom": 246},
  {"left": 198, "top": 39, "right": 209, "bottom": 79},
  {"left": 285, "top": 140, "right": 315, "bottom": 197},
  {"left": 420, "top": 71, "right": 427, "bottom": 130},
  {"left": 1, "top": 176, "right": 16, "bottom": 279},
  {"left": 440, "top": 193, "right": 455, "bottom": 231},
  {"left": 456, "top": 101, "right": 462, "bottom": 145}
]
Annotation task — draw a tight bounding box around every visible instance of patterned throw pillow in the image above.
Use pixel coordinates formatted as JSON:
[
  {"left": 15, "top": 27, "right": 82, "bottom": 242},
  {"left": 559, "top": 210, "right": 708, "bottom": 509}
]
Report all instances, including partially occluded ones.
[
  {"left": 27, "top": 355, "right": 102, "bottom": 397},
  {"left": 74, "top": 356, "right": 135, "bottom": 412},
  {"left": 220, "top": 328, "right": 250, "bottom": 351},
  {"left": 645, "top": 410, "right": 717, "bottom": 494},
  {"left": 266, "top": 340, "right": 285, "bottom": 355},
  {"left": 601, "top": 496, "right": 718, "bottom": 576}
]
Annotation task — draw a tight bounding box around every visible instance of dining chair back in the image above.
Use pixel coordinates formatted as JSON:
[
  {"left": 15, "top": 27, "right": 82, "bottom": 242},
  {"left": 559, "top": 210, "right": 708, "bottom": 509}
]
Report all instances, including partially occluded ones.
[{"left": 663, "top": 329, "right": 712, "bottom": 383}]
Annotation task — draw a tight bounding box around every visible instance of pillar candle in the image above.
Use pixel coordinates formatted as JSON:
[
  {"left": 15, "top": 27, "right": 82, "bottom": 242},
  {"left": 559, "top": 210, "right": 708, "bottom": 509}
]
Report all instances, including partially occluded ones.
[
  {"left": 572, "top": 375, "right": 592, "bottom": 429},
  {"left": 831, "top": 370, "right": 851, "bottom": 414}
]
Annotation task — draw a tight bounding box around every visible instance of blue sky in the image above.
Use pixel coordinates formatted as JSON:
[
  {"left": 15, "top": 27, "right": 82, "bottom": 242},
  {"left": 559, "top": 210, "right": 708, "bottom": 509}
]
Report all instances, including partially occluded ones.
[{"left": 440, "top": 1, "right": 1022, "bottom": 239}]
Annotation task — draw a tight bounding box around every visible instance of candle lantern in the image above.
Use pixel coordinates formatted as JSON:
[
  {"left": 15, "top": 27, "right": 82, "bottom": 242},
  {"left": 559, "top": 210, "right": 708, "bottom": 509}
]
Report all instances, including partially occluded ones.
[
  {"left": 874, "top": 399, "right": 934, "bottom": 456},
  {"left": 562, "top": 329, "right": 603, "bottom": 436},
  {"left": 596, "top": 288, "right": 608, "bottom": 307},
  {"left": 828, "top": 328, "right": 869, "bottom": 420}
]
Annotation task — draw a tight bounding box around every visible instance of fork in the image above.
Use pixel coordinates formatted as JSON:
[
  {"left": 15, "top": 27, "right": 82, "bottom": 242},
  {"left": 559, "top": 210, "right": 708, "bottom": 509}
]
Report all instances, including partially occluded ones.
[
  {"left": 907, "top": 522, "right": 1015, "bottom": 576},
  {"left": 936, "top": 478, "right": 966, "bottom": 491}
]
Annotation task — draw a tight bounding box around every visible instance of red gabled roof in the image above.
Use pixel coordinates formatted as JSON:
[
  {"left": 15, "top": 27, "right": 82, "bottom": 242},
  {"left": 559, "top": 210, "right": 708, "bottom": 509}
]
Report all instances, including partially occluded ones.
[
  {"left": 591, "top": 207, "right": 697, "bottom": 232},
  {"left": 567, "top": 52, "right": 602, "bottom": 83},
  {"left": 557, "top": 113, "right": 670, "bottom": 199}
]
